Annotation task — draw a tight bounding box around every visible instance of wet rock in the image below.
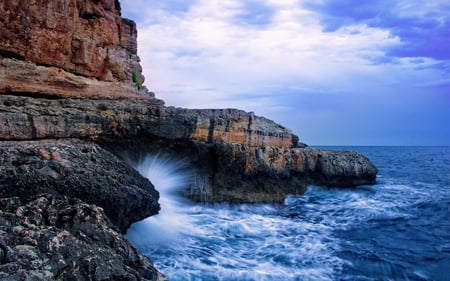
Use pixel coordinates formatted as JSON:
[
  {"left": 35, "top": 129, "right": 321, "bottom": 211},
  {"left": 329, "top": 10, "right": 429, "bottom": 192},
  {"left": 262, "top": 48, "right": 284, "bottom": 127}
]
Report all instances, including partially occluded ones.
[
  {"left": 104, "top": 138, "right": 378, "bottom": 204},
  {"left": 197, "top": 144, "right": 378, "bottom": 203}
]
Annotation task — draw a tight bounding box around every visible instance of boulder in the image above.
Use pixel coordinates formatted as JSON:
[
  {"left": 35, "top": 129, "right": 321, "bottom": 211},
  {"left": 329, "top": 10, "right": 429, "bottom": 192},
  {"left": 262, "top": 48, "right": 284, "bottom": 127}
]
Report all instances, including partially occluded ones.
[{"left": 0, "top": 139, "right": 160, "bottom": 233}]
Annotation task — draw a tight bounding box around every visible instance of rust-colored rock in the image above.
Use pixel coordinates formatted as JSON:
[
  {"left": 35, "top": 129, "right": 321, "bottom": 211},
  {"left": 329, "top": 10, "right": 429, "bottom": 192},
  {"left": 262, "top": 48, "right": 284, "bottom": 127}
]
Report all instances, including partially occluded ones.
[
  {"left": 0, "top": 0, "right": 134, "bottom": 81},
  {"left": 0, "top": 57, "right": 162, "bottom": 102}
]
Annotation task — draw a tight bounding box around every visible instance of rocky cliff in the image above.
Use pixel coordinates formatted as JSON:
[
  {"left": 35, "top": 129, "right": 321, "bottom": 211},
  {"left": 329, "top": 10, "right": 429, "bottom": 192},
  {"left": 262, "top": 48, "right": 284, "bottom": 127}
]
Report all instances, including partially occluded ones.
[
  {"left": 0, "top": 94, "right": 377, "bottom": 202},
  {"left": 0, "top": 0, "right": 377, "bottom": 280}
]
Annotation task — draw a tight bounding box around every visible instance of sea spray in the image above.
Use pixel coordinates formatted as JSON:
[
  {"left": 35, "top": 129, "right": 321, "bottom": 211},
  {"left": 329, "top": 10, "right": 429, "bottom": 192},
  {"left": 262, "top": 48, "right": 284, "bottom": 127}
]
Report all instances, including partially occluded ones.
[
  {"left": 126, "top": 154, "right": 342, "bottom": 280},
  {"left": 126, "top": 154, "right": 198, "bottom": 245},
  {"left": 126, "top": 147, "right": 450, "bottom": 281}
]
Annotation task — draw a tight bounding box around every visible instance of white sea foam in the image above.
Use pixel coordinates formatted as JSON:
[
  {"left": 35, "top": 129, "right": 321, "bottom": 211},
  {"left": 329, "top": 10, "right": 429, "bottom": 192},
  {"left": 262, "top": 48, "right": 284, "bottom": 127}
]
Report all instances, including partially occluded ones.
[{"left": 126, "top": 147, "right": 450, "bottom": 281}]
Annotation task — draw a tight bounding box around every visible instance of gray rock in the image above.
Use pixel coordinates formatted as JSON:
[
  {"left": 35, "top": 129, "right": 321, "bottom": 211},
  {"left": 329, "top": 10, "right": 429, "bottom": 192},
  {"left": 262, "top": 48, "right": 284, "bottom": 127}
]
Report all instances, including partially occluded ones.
[
  {"left": 0, "top": 194, "right": 167, "bottom": 281},
  {"left": 0, "top": 139, "right": 160, "bottom": 233}
]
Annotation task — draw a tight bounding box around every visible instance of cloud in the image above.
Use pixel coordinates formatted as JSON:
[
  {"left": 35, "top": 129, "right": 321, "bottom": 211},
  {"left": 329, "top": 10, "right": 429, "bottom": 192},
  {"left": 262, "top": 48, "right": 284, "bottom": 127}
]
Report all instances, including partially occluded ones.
[
  {"left": 305, "top": 0, "right": 450, "bottom": 61},
  {"left": 121, "top": 0, "right": 450, "bottom": 145}
]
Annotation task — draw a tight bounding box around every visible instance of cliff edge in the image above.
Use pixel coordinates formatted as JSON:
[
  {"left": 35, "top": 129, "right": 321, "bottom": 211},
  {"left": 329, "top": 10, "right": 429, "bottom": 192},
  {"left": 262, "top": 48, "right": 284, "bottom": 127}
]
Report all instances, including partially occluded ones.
[{"left": 0, "top": 0, "right": 377, "bottom": 280}]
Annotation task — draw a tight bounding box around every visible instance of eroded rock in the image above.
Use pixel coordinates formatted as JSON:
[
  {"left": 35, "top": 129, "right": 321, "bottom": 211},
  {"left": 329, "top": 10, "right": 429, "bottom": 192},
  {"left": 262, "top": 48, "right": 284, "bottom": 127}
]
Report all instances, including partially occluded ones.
[
  {"left": 0, "top": 139, "right": 160, "bottom": 233},
  {"left": 0, "top": 0, "right": 140, "bottom": 82},
  {"left": 0, "top": 195, "right": 167, "bottom": 281},
  {"left": 0, "top": 95, "right": 297, "bottom": 148}
]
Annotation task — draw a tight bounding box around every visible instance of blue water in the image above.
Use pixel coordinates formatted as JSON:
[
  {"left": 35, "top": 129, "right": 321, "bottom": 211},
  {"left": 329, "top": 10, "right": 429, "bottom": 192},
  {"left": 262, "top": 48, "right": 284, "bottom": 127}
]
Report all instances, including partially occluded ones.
[{"left": 126, "top": 147, "right": 450, "bottom": 281}]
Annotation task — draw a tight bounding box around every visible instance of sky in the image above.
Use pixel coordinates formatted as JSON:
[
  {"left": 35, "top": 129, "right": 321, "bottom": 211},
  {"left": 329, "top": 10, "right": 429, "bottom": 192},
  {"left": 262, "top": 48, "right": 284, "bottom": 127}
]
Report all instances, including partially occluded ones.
[{"left": 121, "top": 0, "right": 450, "bottom": 146}]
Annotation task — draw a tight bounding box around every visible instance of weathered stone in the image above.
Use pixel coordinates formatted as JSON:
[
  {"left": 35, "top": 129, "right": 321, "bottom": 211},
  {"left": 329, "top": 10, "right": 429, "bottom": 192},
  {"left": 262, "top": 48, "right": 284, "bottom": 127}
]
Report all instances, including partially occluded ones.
[
  {"left": 0, "top": 0, "right": 141, "bottom": 83},
  {"left": 0, "top": 95, "right": 377, "bottom": 204},
  {"left": 0, "top": 139, "right": 160, "bottom": 233},
  {"left": 102, "top": 138, "right": 378, "bottom": 203},
  {"left": 207, "top": 145, "right": 378, "bottom": 202},
  {"left": 0, "top": 194, "right": 167, "bottom": 281},
  {"left": 0, "top": 95, "right": 297, "bottom": 148},
  {"left": 0, "top": 57, "right": 162, "bottom": 102}
]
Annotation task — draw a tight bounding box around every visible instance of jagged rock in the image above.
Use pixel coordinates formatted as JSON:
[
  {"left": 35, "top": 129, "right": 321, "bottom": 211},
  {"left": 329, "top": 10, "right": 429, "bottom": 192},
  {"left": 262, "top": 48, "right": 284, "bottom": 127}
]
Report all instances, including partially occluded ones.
[
  {"left": 0, "top": 0, "right": 141, "bottom": 83},
  {"left": 0, "top": 139, "right": 160, "bottom": 233},
  {"left": 101, "top": 137, "right": 378, "bottom": 203},
  {"left": 0, "top": 194, "right": 167, "bottom": 281},
  {"left": 0, "top": 95, "right": 377, "bottom": 203},
  {"left": 207, "top": 144, "right": 378, "bottom": 202}
]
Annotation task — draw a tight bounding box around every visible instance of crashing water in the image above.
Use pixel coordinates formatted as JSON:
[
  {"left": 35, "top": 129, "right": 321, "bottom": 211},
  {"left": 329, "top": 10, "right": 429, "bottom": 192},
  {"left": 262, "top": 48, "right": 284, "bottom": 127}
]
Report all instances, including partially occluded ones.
[{"left": 126, "top": 147, "right": 450, "bottom": 281}]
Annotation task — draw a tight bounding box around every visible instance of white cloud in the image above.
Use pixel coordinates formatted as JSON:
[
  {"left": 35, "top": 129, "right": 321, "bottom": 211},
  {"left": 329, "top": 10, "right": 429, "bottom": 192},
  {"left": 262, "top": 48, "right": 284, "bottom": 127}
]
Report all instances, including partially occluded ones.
[{"left": 127, "top": 0, "right": 401, "bottom": 108}]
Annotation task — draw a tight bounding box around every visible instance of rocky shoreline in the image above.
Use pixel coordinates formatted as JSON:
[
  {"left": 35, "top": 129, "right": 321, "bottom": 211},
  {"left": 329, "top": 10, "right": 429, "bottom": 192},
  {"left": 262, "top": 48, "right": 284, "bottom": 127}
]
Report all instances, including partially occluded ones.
[{"left": 0, "top": 1, "right": 377, "bottom": 280}]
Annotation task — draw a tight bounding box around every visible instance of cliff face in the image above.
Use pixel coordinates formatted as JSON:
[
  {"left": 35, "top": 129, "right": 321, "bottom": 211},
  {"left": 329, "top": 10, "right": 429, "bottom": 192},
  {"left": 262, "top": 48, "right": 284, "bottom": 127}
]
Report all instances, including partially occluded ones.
[
  {"left": 0, "top": 95, "right": 298, "bottom": 148},
  {"left": 0, "top": 0, "right": 377, "bottom": 280},
  {"left": 0, "top": 0, "right": 154, "bottom": 101},
  {"left": 0, "top": 95, "right": 377, "bottom": 203},
  {"left": 0, "top": 0, "right": 141, "bottom": 82},
  {"left": 0, "top": 1, "right": 168, "bottom": 280}
]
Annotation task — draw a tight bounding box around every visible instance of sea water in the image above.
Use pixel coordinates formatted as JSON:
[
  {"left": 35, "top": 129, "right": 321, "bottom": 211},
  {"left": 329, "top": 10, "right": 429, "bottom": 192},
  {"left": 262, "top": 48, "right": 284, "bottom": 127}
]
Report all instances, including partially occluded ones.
[{"left": 126, "top": 147, "right": 450, "bottom": 281}]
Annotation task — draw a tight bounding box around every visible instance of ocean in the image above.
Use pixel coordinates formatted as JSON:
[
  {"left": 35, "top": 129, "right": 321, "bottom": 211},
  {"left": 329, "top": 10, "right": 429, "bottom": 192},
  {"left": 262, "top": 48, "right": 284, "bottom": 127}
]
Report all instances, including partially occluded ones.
[{"left": 126, "top": 146, "right": 450, "bottom": 281}]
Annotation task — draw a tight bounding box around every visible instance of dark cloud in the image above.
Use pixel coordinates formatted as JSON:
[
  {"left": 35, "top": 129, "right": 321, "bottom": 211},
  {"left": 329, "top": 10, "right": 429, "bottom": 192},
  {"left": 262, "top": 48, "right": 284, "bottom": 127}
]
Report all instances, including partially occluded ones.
[{"left": 305, "top": 0, "right": 450, "bottom": 61}]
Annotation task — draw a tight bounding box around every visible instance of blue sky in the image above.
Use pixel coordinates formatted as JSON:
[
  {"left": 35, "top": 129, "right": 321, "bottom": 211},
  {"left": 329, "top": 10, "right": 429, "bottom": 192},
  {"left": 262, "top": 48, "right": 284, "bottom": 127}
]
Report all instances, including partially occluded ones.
[{"left": 121, "top": 0, "right": 450, "bottom": 145}]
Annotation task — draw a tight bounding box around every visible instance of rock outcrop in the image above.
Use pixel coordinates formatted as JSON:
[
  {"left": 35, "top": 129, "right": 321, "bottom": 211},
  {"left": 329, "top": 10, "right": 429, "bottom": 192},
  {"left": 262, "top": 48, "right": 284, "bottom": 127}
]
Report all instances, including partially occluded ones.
[
  {"left": 203, "top": 144, "right": 378, "bottom": 203},
  {"left": 0, "top": 94, "right": 377, "bottom": 203},
  {"left": 0, "top": 0, "right": 155, "bottom": 101},
  {"left": 0, "top": 0, "right": 378, "bottom": 279},
  {"left": 0, "top": 57, "right": 162, "bottom": 102},
  {"left": 0, "top": 139, "right": 166, "bottom": 280},
  {"left": 0, "top": 82, "right": 378, "bottom": 205},
  {"left": 0, "top": 0, "right": 141, "bottom": 83},
  {"left": 0, "top": 194, "right": 165, "bottom": 281},
  {"left": 0, "top": 94, "right": 297, "bottom": 148},
  {"left": 0, "top": 139, "right": 160, "bottom": 233}
]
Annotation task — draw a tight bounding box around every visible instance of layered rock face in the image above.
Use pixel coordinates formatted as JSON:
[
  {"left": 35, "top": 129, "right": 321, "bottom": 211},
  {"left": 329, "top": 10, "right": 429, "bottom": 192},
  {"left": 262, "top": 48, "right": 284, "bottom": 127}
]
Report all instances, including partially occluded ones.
[
  {"left": 0, "top": 95, "right": 297, "bottom": 148},
  {"left": 0, "top": 0, "right": 155, "bottom": 101},
  {"left": 0, "top": 57, "right": 162, "bottom": 102},
  {"left": 0, "top": 0, "right": 141, "bottom": 82}
]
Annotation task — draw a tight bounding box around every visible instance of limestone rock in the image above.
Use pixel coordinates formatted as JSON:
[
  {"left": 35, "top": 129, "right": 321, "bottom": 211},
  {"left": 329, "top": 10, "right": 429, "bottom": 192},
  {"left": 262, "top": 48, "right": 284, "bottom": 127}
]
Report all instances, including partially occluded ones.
[
  {"left": 0, "top": 0, "right": 141, "bottom": 82},
  {"left": 102, "top": 138, "right": 378, "bottom": 204},
  {"left": 208, "top": 144, "right": 378, "bottom": 202},
  {"left": 0, "top": 194, "right": 167, "bottom": 281},
  {"left": 0, "top": 95, "right": 297, "bottom": 148},
  {"left": 0, "top": 139, "right": 160, "bottom": 233},
  {"left": 0, "top": 57, "right": 162, "bottom": 102},
  {"left": 0, "top": 95, "right": 378, "bottom": 203}
]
